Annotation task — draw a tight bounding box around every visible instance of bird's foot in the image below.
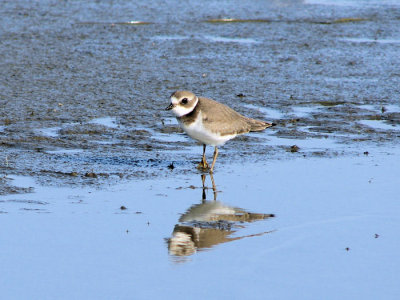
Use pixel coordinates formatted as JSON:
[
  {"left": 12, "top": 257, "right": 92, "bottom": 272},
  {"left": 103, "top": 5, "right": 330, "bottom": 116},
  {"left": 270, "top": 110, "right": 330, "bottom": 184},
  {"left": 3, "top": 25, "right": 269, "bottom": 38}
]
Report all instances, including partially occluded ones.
[{"left": 197, "top": 159, "right": 209, "bottom": 171}]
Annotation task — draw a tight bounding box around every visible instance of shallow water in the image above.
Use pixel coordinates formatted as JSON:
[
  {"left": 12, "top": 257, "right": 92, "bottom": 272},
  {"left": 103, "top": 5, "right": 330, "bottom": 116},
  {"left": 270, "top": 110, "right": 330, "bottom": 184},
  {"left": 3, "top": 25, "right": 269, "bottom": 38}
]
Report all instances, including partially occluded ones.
[
  {"left": 305, "top": 0, "right": 400, "bottom": 6},
  {"left": 359, "top": 119, "right": 400, "bottom": 131},
  {"left": 1, "top": 0, "right": 400, "bottom": 299},
  {"left": 1, "top": 147, "right": 399, "bottom": 299},
  {"left": 88, "top": 117, "right": 120, "bottom": 129}
]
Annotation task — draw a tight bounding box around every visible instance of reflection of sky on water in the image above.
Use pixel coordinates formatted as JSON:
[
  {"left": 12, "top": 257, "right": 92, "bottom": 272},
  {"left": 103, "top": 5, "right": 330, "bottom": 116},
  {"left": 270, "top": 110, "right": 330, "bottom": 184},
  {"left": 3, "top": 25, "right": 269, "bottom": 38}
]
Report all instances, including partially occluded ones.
[
  {"left": 341, "top": 38, "right": 400, "bottom": 44},
  {"left": 1, "top": 146, "right": 399, "bottom": 299},
  {"left": 88, "top": 117, "right": 119, "bottom": 129},
  {"left": 36, "top": 127, "right": 61, "bottom": 138},
  {"left": 244, "top": 104, "right": 285, "bottom": 120},
  {"left": 359, "top": 120, "right": 400, "bottom": 131},
  {"left": 305, "top": 0, "right": 400, "bottom": 6}
]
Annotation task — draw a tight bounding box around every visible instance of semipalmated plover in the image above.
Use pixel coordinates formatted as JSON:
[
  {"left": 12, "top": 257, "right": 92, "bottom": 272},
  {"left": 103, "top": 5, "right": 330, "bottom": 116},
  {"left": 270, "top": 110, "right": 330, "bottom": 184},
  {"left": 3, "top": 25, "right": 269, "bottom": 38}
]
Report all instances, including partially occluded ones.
[{"left": 166, "top": 91, "right": 275, "bottom": 172}]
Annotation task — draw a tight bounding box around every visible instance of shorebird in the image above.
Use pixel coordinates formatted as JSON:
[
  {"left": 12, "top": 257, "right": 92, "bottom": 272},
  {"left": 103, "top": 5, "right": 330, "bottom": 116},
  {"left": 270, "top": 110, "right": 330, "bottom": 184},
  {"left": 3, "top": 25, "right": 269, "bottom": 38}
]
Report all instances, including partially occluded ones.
[{"left": 166, "top": 90, "right": 275, "bottom": 172}]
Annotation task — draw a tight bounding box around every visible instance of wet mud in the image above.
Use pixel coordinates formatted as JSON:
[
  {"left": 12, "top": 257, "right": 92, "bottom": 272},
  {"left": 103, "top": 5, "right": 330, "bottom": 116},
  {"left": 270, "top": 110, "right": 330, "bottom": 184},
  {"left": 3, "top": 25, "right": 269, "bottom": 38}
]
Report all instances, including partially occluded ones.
[{"left": 1, "top": 0, "right": 399, "bottom": 195}]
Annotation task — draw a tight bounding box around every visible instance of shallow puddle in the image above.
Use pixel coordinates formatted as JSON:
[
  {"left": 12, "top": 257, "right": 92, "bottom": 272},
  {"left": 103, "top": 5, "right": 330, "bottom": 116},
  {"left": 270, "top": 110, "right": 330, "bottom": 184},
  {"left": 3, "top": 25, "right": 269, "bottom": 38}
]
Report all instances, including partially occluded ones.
[
  {"left": 305, "top": 0, "right": 400, "bottom": 6},
  {"left": 358, "top": 119, "right": 400, "bottom": 131},
  {"left": 204, "top": 35, "right": 260, "bottom": 44},
  {"left": 36, "top": 127, "right": 61, "bottom": 138},
  {"left": 88, "top": 117, "right": 120, "bottom": 129},
  {"left": 341, "top": 37, "right": 400, "bottom": 44},
  {"left": 46, "top": 149, "right": 85, "bottom": 155},
  {"left": 244, "top": 104, "right": 285, "bottom": 120},
  {"left": 1, "top": 147, "right": 399, "bottom": 299}
]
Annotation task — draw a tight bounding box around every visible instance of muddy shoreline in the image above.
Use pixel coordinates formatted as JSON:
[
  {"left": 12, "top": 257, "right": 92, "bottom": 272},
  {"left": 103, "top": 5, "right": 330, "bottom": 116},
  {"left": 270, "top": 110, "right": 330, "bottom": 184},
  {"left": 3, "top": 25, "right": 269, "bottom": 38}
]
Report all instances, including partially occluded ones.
[{"left": 1, "top": 0, "right": 399, "bottom": 194}]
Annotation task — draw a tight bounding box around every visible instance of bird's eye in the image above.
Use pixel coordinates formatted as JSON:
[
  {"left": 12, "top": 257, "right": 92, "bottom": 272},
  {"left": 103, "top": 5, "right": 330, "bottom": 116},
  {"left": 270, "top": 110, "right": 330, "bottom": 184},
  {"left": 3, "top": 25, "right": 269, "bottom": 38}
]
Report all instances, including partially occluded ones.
[{"left": 181, "top": 98, "right": 188, "bottom": 104}]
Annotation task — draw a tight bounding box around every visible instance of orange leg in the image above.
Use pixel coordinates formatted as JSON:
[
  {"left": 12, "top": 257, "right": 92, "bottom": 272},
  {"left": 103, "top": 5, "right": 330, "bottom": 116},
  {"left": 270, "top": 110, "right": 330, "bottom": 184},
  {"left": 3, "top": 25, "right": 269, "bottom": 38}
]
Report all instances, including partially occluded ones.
[
  {"left": 210, "top": 147, "right": 219, "bottom": 173},
  {"left": 197, "top": 144, "right": 209, "bottom": 170}
]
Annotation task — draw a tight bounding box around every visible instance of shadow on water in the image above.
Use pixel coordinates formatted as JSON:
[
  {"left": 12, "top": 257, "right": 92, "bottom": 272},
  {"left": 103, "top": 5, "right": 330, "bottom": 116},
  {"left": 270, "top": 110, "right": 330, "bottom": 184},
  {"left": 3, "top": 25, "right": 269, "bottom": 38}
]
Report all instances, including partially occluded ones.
[{"left": 167, "top": 174, "right": 275, "bottom": 260}]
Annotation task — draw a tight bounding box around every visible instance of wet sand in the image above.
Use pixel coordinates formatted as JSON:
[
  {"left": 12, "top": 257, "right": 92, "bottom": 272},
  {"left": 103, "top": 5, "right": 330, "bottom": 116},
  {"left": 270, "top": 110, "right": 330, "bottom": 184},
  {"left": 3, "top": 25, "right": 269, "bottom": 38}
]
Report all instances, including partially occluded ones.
[{"left": 1, "top": 0, "right": 400, "bottom": 299}]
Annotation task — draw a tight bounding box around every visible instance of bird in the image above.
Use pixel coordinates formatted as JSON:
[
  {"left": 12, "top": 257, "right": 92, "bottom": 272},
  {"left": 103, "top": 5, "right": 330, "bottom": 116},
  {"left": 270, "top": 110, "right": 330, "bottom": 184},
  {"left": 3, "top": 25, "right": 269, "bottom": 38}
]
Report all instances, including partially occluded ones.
[{"left": 165, "top": 90, "right": 275, "bottom": 172}]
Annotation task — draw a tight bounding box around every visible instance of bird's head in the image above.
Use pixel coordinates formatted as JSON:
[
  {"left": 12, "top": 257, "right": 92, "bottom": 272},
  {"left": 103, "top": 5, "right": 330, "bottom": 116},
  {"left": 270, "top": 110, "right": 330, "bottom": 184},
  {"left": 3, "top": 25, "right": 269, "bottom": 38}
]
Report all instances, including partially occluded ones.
[{"left": 166, "top": 90, "right": 198, "bottom": 117}]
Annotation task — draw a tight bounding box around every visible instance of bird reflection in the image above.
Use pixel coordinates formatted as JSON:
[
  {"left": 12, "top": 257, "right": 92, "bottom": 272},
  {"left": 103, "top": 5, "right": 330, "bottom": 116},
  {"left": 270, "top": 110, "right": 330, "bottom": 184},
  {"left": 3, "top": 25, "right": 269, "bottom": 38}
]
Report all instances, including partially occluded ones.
[{"left": 168, "top": 173, "right": 275, "bottom": 257}]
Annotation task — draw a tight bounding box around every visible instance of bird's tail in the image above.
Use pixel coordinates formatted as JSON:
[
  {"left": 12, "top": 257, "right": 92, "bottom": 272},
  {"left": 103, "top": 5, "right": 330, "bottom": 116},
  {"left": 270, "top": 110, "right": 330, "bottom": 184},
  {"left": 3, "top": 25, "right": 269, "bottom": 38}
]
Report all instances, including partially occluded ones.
[{"left": 247, "top": 118, "right": 276, "bottom": 132}]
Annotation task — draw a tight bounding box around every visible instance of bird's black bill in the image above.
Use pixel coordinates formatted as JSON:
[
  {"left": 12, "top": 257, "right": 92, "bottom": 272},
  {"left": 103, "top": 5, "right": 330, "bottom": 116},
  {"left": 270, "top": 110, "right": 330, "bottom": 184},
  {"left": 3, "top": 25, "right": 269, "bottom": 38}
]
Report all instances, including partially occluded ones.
[{"left": 165, "top": 103, "right": 174, "bottom": 110}]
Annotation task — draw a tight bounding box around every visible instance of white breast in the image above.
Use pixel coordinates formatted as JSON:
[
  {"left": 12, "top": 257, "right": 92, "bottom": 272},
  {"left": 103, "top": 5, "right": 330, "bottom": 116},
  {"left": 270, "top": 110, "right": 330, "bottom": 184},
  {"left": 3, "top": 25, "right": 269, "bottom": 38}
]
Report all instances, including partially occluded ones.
[{"left": 180, "top": 111, "right": 236, "bottom": 146}]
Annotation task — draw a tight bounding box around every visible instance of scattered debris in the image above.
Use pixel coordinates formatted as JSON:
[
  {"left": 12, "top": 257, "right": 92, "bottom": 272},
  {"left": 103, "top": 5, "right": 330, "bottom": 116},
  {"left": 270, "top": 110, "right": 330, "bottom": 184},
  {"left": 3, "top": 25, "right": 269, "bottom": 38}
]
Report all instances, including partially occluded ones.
[
  {"left": 332, "top": 17, "right": 368, "bottom": 24},
  {"left": 84, "top": 172, "right": 97, "bottom": 178},
  {"left": 318, "top": 18, "right": 369, "bottom": 24},
  {"left": 205, "top": 18, "right": 271, "bottom": 23},
  {"left": 78, "top": 21, "right": 152, "bottom": 26}
]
